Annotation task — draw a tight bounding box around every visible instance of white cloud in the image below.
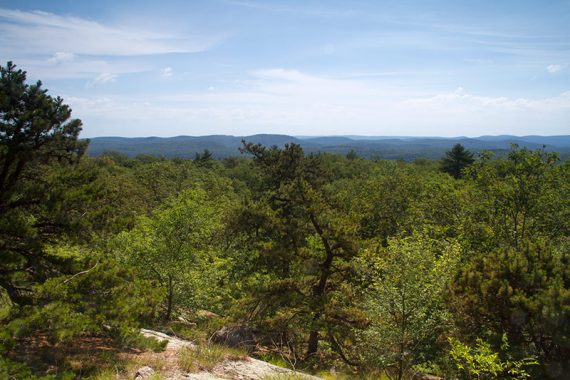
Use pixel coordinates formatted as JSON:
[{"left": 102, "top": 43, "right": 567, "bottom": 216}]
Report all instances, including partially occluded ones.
[
  {"left": 0, "top": 8, "right": 219, "bottom": 56},
  {"left": 69, "top": 70, "right": 570, "bottom": 138},
  {"left": 17, "top": 57, "right": 148, "bottom": 80},
  {"left": 48, "top": 52, "right": 75, "bottom": 64},
  {"left": 87, "top": 73, "right": 118, "bottom": 87},
  {"left": 547, "top": 64, "right": 566, "bottom": 73},
  {"left": 160, "top": 67, "right": 173, "bottom": 77},
  {"left": 224, "top": 1, "right": 356, "bottom": 17},
  {"left": 405, "top": 87, "right": 570, "bottom": 112}
]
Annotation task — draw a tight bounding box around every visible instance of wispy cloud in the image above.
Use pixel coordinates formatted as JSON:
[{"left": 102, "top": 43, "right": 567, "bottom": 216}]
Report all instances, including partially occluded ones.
[
  {"left": 160, "top": 67, "right": 173, "bottom": 78},
  {"left": 0, "top": 8, "right": 220, "bottom": 56},
  {"left": 69, "top": 69, "right": 570, "bottom": 137},
  {"left": 47, "top": 52, "right": 75, "bottom": 64},
  {"left": 224, "top": 0, "right": 357, "bottom": 17},
  {"left": 86, "top": 73, "right": 118, "bottom": 87},
  {"left": 547, "top": 64, "right": 567, "bottom": 73},
  {"left": 14, "top": 56, "right": 148, "bottom": 80},
  {"left": 405, "top": 87, "right": 570, "bottom": 112}
]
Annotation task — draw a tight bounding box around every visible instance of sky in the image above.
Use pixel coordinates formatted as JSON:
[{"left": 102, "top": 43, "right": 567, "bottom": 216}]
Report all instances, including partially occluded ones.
[{"left": 1, "top": 0, "right": 569, "bottom": 137}]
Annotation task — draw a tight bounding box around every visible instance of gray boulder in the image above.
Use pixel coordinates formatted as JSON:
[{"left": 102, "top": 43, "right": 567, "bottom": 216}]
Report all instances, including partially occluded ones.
[
  {"left": 211, "top": 325, "right": 257, "bottom": 351},
  {"left": 134, "top": 366, "right": 155, "bottom": 379}
]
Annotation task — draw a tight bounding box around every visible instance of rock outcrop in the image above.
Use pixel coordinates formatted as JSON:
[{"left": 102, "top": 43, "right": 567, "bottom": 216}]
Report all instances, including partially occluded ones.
[
  {"left": 139, "top": 328, "right": 321, "bottom": 380},
  {"left": 211, "top": 326, "right": 257, "bottom": 351}
]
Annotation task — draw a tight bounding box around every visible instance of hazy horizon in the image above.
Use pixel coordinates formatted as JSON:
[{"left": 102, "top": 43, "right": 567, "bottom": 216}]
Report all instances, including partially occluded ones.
[
  {"left": 85, "top": 133, "right": 570, "bottom": 139},
  {"left": 1, "top": 0, "right": 569, "bottom": 137}
]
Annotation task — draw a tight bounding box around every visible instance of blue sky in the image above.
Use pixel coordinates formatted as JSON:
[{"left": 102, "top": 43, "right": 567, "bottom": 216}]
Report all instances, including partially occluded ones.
[{"left": 1, "top": 0, "right": 569, "bottom": 137}]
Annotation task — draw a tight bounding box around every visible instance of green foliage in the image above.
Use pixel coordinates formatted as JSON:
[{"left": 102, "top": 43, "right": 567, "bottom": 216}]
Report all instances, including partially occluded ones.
[
  {"left": 194, "top": 148, "right": 214, "bottom": 167},
  {"left": 0, "top": 356, "right": 38, "bottom": 380},
  {"left": 0, "top": 71, "right": 567, "bottom": 380},
  {"left": 359, "top": 233, "right": 460, "bottom": 379},
  {"left": 450, "top": 146, "right": 570, "bottom": 376},
  {"left": 332, "top": 161, "right": 423, "bottom": 242},
  {"left": 441, "top": 143, "right": 475, "bottom": 179},
  {"left": 0, "top": 61, "right": 87, "bottom": 306},
  {"left": 449, "top": 334, "right": 538, "bottom": 379},
  {"left": 0, "top": 356, "right": 69, "bottom": 380},
  {"left": 1, "top": 245, "right": 162, "bottom": 347},
  {"left": 233, "top": 142, "right": 365, "bottom": 361},
  {"left": 113, "top": 188, "right": 231, "bottom": 320}
]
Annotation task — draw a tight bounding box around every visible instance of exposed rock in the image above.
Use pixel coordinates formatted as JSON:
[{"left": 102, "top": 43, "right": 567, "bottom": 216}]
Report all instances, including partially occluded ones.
[
  {"left": 196, "top": 310, "right": 220, "bottom": 320},
  {"left": 139, "top": 328, "right": 321, "bottom": 380},
  {"left": 211, "top": 357, "right": 320, "bottom": 379},
  {"left": 182, "top": 358, "right": 320, "bottom": 380},
  {"left": 178, "top": 316, "right": 198, "bottom": 327},
  {"left": 141, "top": 328, "right": 195, "bottom": 350},
  {"left": 183, "top": 374, "right": 225, "bottom": 379},
  {"left": 211, "top": 326, "right": 256, "bottom": 351},
  {"left": 134, "top": 366, "right": 155, "bottom": 379}
]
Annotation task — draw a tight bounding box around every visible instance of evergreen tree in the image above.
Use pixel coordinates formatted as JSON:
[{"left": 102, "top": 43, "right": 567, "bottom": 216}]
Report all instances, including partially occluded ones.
[
  {"left": 233, "top": 142, "right": 364, "bottom": 361},
  {"left": 195, "top": 148, "right": 214, "bottom": 167},
  {"left": 0, "top": 63, "right": 162, "bottom": 363},
  {"left": 451, "top": 146, "right": 569, "bottom": 378},
  {"left": 0, "top": 61, "right": 87, "bottom": 306},
  {"left": 441, "top": 144, "right": 474, "bottom": 179}
]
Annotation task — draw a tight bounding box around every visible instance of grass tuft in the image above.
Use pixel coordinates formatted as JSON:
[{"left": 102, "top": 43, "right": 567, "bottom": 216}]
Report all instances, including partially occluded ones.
[
  {"left": 261, "top": 374, "right": 307, "bottom": 380},
  {"left": 178, "top": 344, "right": 247, "bottom": 372}
]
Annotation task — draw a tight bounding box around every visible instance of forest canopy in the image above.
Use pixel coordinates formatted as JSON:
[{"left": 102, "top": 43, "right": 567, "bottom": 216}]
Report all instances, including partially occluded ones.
[{"left": 1, "top": 62, "right": 569, "bottom": 380}]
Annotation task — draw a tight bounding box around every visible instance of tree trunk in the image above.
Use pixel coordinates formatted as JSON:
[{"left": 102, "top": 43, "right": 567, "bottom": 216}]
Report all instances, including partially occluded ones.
[
  {"left": 305, "top": 213, "right": 335, "bottom": 359},
  {"left": 165, "top": 274, "right": 173, "bottom": 321},
  {"left": 397, "top": 288, "right": 406, "bottom": 380},
  {"left": 306, "top": 328, "right": 319, "bottom": 358}
]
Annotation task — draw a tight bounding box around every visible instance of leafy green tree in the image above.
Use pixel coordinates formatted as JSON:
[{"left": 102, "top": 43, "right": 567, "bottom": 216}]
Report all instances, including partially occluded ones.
[
  {"left": 334, "top": 161, "right": 423, "bottom": 243},
  {"left": 461, "top": 146, "right": 567, "bottom": 248},
  {"left": 132, "top": 159, "right": 190, "bottom": 212},
  {"left": 451, "top": 146, "right": 570, "bottom": 378},
  {"left": 0, "top": 61, "right": 87, "bottom": 306},
  {"left": 114, "top": 189, "right": 227, "bottom": 320},
  {"left": 359, "top": 233, "right": 460, "bottom": 379},
  {"left": 441, "top": 144, "right": 474, "bottom": 179}
]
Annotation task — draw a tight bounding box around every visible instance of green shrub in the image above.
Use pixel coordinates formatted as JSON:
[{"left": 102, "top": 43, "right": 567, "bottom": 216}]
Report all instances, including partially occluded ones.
[{"left": 448, "top": 334, "right": 538, "bottom": 379}]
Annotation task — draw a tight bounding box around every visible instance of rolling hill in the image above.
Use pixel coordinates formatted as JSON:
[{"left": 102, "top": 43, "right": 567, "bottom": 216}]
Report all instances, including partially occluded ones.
[{"left": 85, "top": 134, "right": 570, "bottom": 161}]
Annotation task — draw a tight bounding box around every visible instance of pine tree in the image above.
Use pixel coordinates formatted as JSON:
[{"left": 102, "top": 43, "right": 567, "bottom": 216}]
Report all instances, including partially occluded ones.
[
  {"left": 0, "top": 61, "right": 86, "bottom": 305},
  {"left": 233, "top": 142, "right": 363, "bottom": 361},
  {"left": 441, "top": 143, "right": 474, "bottom": 179}
]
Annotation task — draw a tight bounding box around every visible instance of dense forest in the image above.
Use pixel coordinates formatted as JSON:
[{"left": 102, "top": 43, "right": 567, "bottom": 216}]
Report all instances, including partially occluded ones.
[{"left": 1, "top": 63, "right": 569, "bottom": 379}]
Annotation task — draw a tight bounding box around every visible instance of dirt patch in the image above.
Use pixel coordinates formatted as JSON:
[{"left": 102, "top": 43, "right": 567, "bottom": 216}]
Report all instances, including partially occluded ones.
[{"left": 8, "top": 335, "right": 134, "bottom": 377}]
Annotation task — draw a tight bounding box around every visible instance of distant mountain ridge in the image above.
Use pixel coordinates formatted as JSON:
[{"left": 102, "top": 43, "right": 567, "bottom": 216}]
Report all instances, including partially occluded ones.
[{"left": 85, "top": 134, "right": 570, "bottom": 160}]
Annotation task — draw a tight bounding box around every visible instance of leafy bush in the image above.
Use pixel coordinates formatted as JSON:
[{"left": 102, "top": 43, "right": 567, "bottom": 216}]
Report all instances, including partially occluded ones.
[{"left": 448, "top": 334, "right": 538, "bottom": 379}]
